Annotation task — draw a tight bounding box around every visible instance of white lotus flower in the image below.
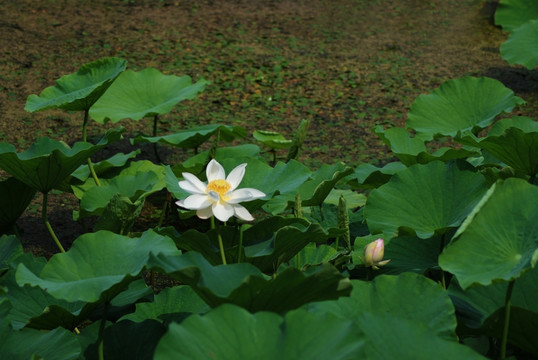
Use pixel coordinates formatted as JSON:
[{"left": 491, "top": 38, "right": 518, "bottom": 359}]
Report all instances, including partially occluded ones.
[{"left": 176, "top": 159, "right": 266, "bottom": 222}]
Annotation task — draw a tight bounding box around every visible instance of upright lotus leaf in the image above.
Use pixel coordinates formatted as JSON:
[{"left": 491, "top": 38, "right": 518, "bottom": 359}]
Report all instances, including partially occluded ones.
[
  {"left": 306, "top": 274, "right": 457, "bottom": 340},
  {"left": 89, "top": 68, "right": 208, "bottom": 123},
  {"left": 148, "top": 251, "right": 351, "bottom": 313},
  {"left": 439, "top": 178, "right": 538, "bottom": 289},
  {"left": 0, "top": 327, "right": 81, "bottom": 360},
  {"left": 500, "top": 20, "right": 538, "bottom": 69},
  {"left": 132, "top": 124, "right": 246, "bottom": 149},
  {"left": 15, "top": 230, "right": 180, "bottom": 303},
  {"left": 288, "top": 243, "right": 340, "bottom": 268},
  {"left": 121, "top": 286, "right": 210, "bottom": 323},
  {"left": 154, "top": 304, "right": 365, "bottom": 360},
  {"left": 25, "top": 57, "right": 126, "bottom": 113},
  {"left": 346, "top": 161, "right": 406, "bottom": 190},
  {"left": 0, "top": 127, "right": 123, "bottom": 193},
  {"left": 406, "top": 77, "right": 525, "bottom": 139},
  {"left": 449, "top": 267, "right": 538, "bottom": 355},
  {"left": 459, "top": 123, "right": 538, "bottom": 178},
  {"left": 494, "top": 0, "right": 538, "bottom": 32},
  {"left": 0, "top": 178, "right": 36, "bottom": 232},
  {"left": 364, "top": 161, "right": 489, "bottom": 238},
  {"left": 253, "top": 130, "right": 292, "bottom": 149}
]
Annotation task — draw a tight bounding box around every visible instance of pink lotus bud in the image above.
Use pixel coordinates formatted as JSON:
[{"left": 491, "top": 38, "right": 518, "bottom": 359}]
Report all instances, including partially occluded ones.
[{"left": 362, "top": 238, "right": 390, "bottom": 269}]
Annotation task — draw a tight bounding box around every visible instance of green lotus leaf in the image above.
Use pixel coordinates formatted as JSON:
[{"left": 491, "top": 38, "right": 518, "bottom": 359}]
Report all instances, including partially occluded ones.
[
  {"left": 70, "top": 150, "right": 140, "bottom": 182},
  {"left": 500, "top": 20, "right": 538, "bottom": 69},
  {"left": 458, "top": 120, "right": 538, "bottom": 178},
  {"left": 160, "top": 217, "right": 327, "bottom": 271},
  {"left": 306, "top": 274, "right": 457, "bottom": 340},
  {"left": 133, "top": 123, "right": 246, "bottom": 149},
  {"left": 25, "top": 57, "right": 126, "bottom": 113},
  {"left": 364, "top": 161, "right": 489, "bottom": 238},
  {"left": 380, "top": 235, "right": 443, "bottom": 275},
  {"left": 15, "top": 230, "right": 180, "bottom": 303},
  {"left": 253, "top": 130, "right": 292, "bottom": 149},
  {"left": 288, "top": 243, "right": 340, "bottom": 268},
  {"left": 0, "top": 178, "right": 36, "bottom": 231},
  {"left": 89, "top": 68, "right": 208, "bottom": 123},
  {"left": 489, "top": 116, "right": 538, "bottom": 135},
  {"left": 374, "top": 126, "right": 479, "bottom": 166},
  {"left": 154, "top": 304, "right": 365, "bottom": 360},
  {"left": 494, "top": 0, "right": 538, "bottom": 32},
  {"left": 148, "top": 251, "right": 351, "bottom": 312},
  {"left": 262, "top": 162, "right": 354, "bottom": 214},
  {"left": 2, "top": 269, "right": 88, "bottom": 331},
  {"left": 0, "top": 127, "right": 123, "bottom": 193},
  {"left": 449, "top": 267, "right": 538, "bottom": 355},
  {"left": 0, "top": 235, "right": 23, "bottom": 273},
  {"left": 121, "top": 285, "right": 210, "bottom": 323},
  {"left": 0, "top": 326, "right": 81, "bottom": 360},
  {"left": 406, "top": 77, "right": 525, "bottom": 139},
  {"left": 79, "top": 170, "right": 163, "bottom": 216},
  {"left": 346, "top": 161, "right": 406, "bottom": 190},
  {"left": 439, "top": 178, "right": 538, "bottom": 289},
  {"left": 355, "top": 312, "right": 485, "bottom": 359}
]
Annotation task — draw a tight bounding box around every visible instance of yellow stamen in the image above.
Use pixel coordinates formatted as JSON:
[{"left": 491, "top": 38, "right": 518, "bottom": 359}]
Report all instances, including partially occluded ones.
[{"left": 207, "top": 179, "right": 231, "bottom": 199}]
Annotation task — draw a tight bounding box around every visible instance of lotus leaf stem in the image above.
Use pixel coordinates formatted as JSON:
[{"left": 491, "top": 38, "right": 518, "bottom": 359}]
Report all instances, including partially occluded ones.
[
  {"left": 82, "top": 110, "right": 101, "bottom": 186},
  {"left": 501, "top": 279, "right": 515, "bottom": 359},
  {"left": 42, "top": 192, "right": 65, "bottom": 253},
  {"left": 97, "top": 302, "right": 110, "bottom": 360},
  {"left": 237, "top": 225, "right": 244, "bottom": 263},
  {"left": 152, "top": 115, "right": 162, "bottom": 163}
]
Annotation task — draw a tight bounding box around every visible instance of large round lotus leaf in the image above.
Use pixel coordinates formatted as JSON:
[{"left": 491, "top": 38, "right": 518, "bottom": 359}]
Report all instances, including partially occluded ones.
[
  {"left": 25, "top": 57, "right": 126, "bottom": 112},
  {"left": 494, "top": 0, "right": 538, "bottom": 32},
  {"left": 15, "top": 230, "right": 180, "bottom": 303},
  {"left": 500, "top": 19, "right": 538, "bottom": 70},
  {"left": 439, "top": 178, "right": 538, "bottom": 289},
  {"left": 307, "top": 274, "right": 457, "bottom": 340},
  {"left": 364, "top": 161, "right": 489, "bottom": 238},
  {"left": 154, "top": 304, "right": 365, "bottom": 360},
  {"left": 406, "top": 77, "right": 524, "bottom": 139},
  {"left": 0, "top": 128, "right": 123, "bottom": 193},
  {"left": 89, "top": 68, "right": 208, "bottom": 123}
]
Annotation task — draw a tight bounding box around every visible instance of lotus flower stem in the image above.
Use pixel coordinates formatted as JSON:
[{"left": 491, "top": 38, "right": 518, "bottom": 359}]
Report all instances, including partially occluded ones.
[
  {"left": 42, "top": 192, "right": 66, "bottom": 253},
  {"left": 82, "top": 110, "right": 101, "bottom": 186},
  {"left": 41, "top": 193, "right": 65, "bottom": 252},
  {"left": 237, "top": 225, "right": 245, "bottom": 263},
  {"left": 501, "top": 279, "right": 515, "bottom": 359},
  {"left": 211, "top": 216, "right": 227, "bottom": 265}
]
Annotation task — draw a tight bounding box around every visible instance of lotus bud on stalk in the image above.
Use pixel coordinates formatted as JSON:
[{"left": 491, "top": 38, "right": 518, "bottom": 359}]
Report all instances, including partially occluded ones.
[{"left": 362, "top": 238, "right": 390, "bottom": 270}]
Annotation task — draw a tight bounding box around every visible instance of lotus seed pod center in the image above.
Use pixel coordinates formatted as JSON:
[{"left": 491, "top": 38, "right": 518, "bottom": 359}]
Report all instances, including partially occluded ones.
[{"left": 207, "top": 179, "right": 231, "bottom": 197}]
